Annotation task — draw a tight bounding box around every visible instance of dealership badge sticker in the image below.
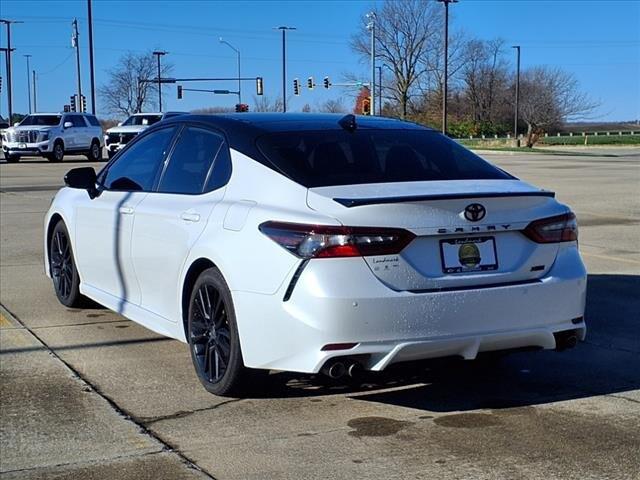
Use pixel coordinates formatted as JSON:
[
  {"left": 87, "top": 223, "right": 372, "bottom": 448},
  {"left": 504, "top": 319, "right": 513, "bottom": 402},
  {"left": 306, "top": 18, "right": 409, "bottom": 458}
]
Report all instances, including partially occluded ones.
[{"left": 458, "top": 243, "right": 481, "bottom": 268}]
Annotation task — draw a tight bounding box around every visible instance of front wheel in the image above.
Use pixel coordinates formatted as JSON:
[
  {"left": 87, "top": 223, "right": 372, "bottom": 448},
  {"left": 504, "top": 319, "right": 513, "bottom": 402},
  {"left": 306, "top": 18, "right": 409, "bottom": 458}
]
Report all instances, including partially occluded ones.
[
  {"left": 48, "top": 141, "right": 64, "bottom": 162},
  {"left": 49, "top": 221, "right": 86, "bottom": 307},
  {"left": 187, "top": 267, "right": 254, "bottom": 396}
]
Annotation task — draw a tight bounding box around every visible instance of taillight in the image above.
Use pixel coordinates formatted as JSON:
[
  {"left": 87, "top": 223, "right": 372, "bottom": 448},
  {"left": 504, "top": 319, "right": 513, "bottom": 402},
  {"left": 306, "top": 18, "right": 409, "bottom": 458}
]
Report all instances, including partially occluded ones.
[
  {"left": 259, "top": 221, "right": 415, "bottom": 258},
  {"left": 523, "top": 212, "right": 578, "bottom": 243}
]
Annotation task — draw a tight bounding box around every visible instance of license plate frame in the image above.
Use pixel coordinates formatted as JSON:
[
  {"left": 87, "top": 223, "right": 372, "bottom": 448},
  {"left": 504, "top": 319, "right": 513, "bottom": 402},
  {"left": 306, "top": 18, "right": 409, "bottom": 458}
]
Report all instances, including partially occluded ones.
[{"left": 439, "top": 236, "right": 498, "bottom": 274}]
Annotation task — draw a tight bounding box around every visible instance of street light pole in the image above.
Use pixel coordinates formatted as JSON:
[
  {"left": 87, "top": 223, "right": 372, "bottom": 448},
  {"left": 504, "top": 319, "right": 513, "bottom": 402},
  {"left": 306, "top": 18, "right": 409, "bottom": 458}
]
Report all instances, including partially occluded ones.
[
  {"left": 275, "top": 26, "right": 296, "bottom": 112},
  {"left": 219, "top": 38, "right": 241, "bottom": 104},
  {"left": 437, "top": 0, "right": 457, "bottom": 135},
  {"left": 152, "top": 50, "right": 167, "bottom": 112},
  {"left": 376, "top": 66, "right": 382, "bottom": 115},
  {"left": 24, "top": 54, "right": 31, "bottom": 113},
  {"left": 72, "top": 18, "right": 82, "bottom": 109},
  {"left": 1, "top": 19, "right": 23, "bottom": 123},
  {"left": 366, "top": 12, "right": 376, "bottom": 116},
  {"left": 87, "top": 0, "right": 96, "bottom": 114},
  {"left": 32, "top": 69, "right": 37, "bottom": 112},
  {"left": 512, "top": 45, "right": 521, "bottom": 147}
]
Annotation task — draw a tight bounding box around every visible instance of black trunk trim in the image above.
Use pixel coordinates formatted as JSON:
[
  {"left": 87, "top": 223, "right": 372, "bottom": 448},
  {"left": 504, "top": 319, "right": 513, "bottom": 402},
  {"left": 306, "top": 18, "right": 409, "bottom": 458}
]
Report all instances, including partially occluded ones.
[
  {"left": 334, "top": 191, "right": 555, "bottom": 208},
  {"left": 283, "top": 259, "right": 310, "bottom": 302},
  {"left": 408, "top": 278, "right": 542, "bottom": 294}
]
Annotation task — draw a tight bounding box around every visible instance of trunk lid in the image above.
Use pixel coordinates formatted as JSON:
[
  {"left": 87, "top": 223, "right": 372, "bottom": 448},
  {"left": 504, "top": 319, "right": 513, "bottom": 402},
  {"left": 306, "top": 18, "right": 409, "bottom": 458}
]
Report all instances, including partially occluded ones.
[{"left": 307, "top": 179, "right": 567, "bottom": 291}]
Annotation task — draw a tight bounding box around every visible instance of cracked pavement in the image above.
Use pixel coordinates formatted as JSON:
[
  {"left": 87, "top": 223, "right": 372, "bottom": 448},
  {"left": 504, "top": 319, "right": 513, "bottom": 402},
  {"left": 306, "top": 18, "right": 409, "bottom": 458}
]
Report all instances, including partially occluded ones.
[{"left": 1, "top": 149, "right": 639, "bottom": 479}]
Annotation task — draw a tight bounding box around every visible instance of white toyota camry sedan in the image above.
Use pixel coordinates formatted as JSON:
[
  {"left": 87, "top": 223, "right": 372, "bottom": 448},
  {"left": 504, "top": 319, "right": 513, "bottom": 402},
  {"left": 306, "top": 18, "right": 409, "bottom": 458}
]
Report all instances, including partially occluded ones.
[{"left": 44, "top": 113, "right": 587, "bottom": 396}]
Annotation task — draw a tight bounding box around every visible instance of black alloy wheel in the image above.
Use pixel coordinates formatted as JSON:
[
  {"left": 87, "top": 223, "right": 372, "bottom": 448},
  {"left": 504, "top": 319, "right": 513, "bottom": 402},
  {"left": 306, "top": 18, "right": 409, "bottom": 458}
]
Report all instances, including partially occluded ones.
[
  {"left": 49, "top": 221, "right": 84, "bottom": 307},
  {"left": 49, "top": 142, "right": 64, "bottom": 162},
  {"left": 88, "top": 140, "right": 102, "bottom": 161},
  {"left": 187, "top": 268, "right": 255, "bottom": 396}
]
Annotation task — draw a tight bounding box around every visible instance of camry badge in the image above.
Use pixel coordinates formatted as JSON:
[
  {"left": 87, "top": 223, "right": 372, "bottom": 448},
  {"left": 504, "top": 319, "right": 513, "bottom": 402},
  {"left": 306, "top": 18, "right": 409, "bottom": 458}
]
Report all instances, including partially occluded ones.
[{"left": 464, "top": 203, "right": 486, "bottom": 222}]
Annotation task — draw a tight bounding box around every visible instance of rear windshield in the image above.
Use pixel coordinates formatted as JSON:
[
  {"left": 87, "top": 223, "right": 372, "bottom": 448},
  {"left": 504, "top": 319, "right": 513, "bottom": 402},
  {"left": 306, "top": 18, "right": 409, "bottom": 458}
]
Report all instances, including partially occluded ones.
[
  {"left": 19, "top": 115, "right": 62, "bottom": 127},
  {"left": 257, "top": 129, "right": 512, "bottom": 188}
]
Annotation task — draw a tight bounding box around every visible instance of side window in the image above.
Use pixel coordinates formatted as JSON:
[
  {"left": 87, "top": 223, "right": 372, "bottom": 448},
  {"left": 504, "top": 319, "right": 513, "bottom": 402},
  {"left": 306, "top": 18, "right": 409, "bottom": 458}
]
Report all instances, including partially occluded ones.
[
  {"left": 86, "top": 115, "right": 101, "bottom": 127},
  {"left": 158, "top": 127, "right": 224, "bottom": 195},
  {"left": 205, "top": 142, "right": 232, "bottom": 192},
  {"left": 103, "top": 127, "right": 176, "bottom": 192},
  {"left": 69, "top": 115, "right": 87, "bottom": 127}
]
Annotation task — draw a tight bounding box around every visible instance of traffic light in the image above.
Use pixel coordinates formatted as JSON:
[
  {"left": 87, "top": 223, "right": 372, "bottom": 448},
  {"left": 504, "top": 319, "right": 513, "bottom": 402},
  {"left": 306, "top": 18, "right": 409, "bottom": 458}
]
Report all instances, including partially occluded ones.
[
  {"left": 63, "top": 104, "right": 70, "bottom": 113},
  {"left": 256, "top": 77, "right": 264, "bottom": 96},
  {"left": 80, "top": 94, "right": 87, "bottom": 113},
  {"left": 177, "top": 85, "right": 183, "bottom": 99},
  {"left": 307, "top": 77, "right": 314, "bottom": 90},
  {"left": 362, "top": 97, "right": 371, "bottom": 115},
  {"left": 323, "top": 76, "right": 331, "bottom": 89},
  {"left": 70, "top": 95, "right": 76, "bottom": 112},
  {"left": 235, "top": 103, "right": 249, "bottom": 112},
  {"left": 293, "top": 78, "right": 300, "bottom": 96}
]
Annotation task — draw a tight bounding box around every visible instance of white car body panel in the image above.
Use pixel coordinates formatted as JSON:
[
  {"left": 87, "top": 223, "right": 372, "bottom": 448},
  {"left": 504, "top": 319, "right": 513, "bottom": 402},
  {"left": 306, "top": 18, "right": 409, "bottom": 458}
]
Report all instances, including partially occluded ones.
[{"left": 44, "top": 115, "right": 587, "bottom": 376}]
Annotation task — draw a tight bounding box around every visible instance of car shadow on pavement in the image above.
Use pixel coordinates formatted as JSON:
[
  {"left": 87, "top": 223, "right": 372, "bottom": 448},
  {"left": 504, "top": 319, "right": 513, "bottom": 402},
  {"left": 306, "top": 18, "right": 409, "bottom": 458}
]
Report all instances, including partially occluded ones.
[{"left": 258, "top": 274, "right": 640, "bottom": 410}]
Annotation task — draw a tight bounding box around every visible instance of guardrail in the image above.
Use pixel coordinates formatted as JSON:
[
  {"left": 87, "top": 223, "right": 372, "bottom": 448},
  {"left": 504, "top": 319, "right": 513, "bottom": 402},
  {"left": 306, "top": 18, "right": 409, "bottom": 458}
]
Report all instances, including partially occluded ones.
[{"left": 462, "top": 131, "right": 638, "bottom": 140}]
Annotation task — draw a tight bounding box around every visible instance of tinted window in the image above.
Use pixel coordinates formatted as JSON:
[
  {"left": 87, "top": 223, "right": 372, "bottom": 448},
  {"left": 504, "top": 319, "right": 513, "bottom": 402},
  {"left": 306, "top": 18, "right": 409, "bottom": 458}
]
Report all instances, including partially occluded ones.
[
  {"left": 103, "top": 127, "right": 176, "bottom": 191},
  {"left": 122, "top": 115, "right": 162, "bottom": 126},
  {"left": 86, "top": 115, "right": 101, "bottom": 127},
  {"left": 67, "top": 115, "right": 87, "bottom": 127},
  {"left": 20, "top": 115, "right": 61, "bottom": 126},
  {"left": 158, "top": 127, "right": 223, "bottom": 194},
  {"left": 205, "top": 142, "right": 232, "bottom": 192},
  {"left": 257, "top": 130, "right": 512, "bottom": 188}
]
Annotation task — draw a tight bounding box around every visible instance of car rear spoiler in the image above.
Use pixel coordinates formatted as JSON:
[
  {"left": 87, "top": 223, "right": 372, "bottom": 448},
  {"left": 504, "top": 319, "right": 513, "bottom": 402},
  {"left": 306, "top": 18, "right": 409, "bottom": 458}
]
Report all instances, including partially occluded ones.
[{"left": 333, "top": 191, "right": 556, "bottom": 208}]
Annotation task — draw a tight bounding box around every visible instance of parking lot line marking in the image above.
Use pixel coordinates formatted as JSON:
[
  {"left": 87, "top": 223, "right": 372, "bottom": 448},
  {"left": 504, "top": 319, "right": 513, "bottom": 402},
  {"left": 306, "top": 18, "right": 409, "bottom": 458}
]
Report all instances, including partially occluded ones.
[{"left": 581, "top": 252, "right": 640, "bottom": 265}]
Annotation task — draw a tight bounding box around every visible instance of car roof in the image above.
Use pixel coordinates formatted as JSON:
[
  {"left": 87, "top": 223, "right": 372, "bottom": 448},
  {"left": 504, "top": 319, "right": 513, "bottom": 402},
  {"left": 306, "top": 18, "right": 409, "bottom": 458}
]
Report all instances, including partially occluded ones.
[{"left": 143, "top": 112, "right": 436, "bottom": 177}]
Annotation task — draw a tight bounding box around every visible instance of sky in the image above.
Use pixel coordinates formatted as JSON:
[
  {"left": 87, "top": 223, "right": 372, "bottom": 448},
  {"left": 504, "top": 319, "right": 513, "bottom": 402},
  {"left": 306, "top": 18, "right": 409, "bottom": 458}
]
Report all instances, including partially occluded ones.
[{"left": 1, "top": 0, "right": 639, "bottom": 121}]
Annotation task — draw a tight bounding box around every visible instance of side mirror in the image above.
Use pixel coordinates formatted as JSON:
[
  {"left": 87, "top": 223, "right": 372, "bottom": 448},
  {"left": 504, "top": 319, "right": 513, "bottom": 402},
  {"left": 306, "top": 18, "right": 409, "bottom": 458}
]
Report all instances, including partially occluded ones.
[
  {"left": 64, "top": 167, "right": 98, "bottom": 199},
  {"left": 13, "top": 122, "right": 20, "bottom": 127},
  {"left": 64, "top": 121, "right": 73, "bottom": 129}
]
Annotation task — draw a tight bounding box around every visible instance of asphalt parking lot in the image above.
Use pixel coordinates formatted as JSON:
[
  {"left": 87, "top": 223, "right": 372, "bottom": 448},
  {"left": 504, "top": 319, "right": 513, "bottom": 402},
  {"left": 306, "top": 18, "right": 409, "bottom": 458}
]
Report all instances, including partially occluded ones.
[{"left": 1, "top": 147, "right": 639, "bottom": 479}]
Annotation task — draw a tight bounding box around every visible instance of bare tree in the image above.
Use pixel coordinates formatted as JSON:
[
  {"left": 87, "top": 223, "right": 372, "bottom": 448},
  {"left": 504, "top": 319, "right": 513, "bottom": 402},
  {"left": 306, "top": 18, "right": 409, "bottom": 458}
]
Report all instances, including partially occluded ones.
[
  {"left": 461, "top": 38, "right": 510, "bottom": 125},
  {"left": 519, "top": 67, "right": 598, "bottom": 147},
  {"left": 99, "top": 52, "right": 173, "bottom": 117},
  {"left": 351, "top": 0, "right": 441, "bottom": 119},
  {"left": 191, "top": 106, "right": 234, "bottom": 114},
  {"left": 318, "top": 98, "right": 348, "bottom": 113},
  {"left": 252, "top": 95, "right": 284, "bottom": 112}
]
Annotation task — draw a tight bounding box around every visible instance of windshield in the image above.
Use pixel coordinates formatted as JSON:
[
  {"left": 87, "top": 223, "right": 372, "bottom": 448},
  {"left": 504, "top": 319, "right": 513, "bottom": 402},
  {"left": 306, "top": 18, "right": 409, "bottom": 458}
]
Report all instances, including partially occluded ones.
[
  {"left": 122, "top": 115, "right": 162, "bottom": 126},
  {"left": 19, "top": 115, "right": 62, "bottom": 127},
  {"left": 257, "top": 129, "right": 513, "bottom": 188}
]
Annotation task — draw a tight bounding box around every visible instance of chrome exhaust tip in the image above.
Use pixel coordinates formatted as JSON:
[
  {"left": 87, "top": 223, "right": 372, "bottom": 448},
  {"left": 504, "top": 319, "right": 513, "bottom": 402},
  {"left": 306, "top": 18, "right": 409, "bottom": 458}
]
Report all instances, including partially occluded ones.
[
  {"left": 347, "top": 361, "right": 363, "bottom": 378},
  {"left": 322, "top": 361, "right": 346, "bottom": 379}
]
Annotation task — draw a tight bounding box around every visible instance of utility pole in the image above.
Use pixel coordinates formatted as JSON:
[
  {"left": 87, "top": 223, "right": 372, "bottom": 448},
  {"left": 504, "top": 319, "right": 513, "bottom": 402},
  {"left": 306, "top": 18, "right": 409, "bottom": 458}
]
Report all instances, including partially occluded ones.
[
  {"left": 32, "top": 69, "right": 37, "bottom": 112},
  {"left": 366, "top": 12, "right": 376, "bottom": 116},
  {"left": 24, "top": 54, "right": 31, "bottom": 113},
  {"left": 275, "top": 26, "right": 296, "bottom": 112},
  {"left": 1, "top": 19, "right": 23, "bottom": 123},
  {"left": 72, "top": 18, "right": 82, "bottom": 109},
  {"left": 87, "top": 0, "right": 96, "bottom": 114},
  {"left": 152, "top": 50, "right": 167, "bottom": 112},
  {"left": 376, "top": 66, "right": 382, "bottom": 115},
  {"left": 437, "top": 0, "right": 457, "bottom": 135},
  {"left": 219, "top": 38, "right": 241, "bottom": 103},
  {"left": 512, "top": 45, "right": 521, "bottom": 147}
]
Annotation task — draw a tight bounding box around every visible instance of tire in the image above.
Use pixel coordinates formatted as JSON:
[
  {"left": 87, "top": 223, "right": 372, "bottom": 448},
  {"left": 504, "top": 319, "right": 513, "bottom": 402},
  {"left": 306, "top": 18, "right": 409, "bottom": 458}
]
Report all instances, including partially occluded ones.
[
  {"left": 187, "top": 267, "right": 254, "bottom": 396},
  {"left": 48, "top": 141, "right": 64, "bottom": 162},
  {"left": 49, "top": 221, "right": 86, "bottom": 308},
  {"left": 107, "top": 150, "right": 116, "bottom": 160},
  {"left": 87, "top": 140, "right": 102, "bottom": 162},
  {"left": 4, "top": 153, "right": 20, "bottom": 163}
]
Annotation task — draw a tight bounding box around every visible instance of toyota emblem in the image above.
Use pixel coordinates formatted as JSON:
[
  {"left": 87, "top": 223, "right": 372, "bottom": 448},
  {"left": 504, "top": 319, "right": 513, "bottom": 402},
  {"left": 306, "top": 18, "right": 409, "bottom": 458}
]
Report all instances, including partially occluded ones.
[{"left": 464, "top": 203, "right": 486, "bottom": 222}]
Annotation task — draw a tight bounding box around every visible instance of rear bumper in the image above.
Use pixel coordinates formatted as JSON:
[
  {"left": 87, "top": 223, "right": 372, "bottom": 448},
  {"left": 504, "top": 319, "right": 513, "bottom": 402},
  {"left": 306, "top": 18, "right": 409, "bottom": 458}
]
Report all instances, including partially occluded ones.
[{"left": 233, "top": 244, "right": 587, "bottom": 373}]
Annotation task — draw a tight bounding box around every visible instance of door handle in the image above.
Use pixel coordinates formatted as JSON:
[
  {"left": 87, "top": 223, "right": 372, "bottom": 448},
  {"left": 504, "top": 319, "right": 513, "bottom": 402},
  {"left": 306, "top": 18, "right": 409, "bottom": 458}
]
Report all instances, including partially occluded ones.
[
  {"left": 119, "top": 206, "right": 134, "bottom": 215},
  {"left": 181, "top": 212, "right": 201, "bottom": 223}
]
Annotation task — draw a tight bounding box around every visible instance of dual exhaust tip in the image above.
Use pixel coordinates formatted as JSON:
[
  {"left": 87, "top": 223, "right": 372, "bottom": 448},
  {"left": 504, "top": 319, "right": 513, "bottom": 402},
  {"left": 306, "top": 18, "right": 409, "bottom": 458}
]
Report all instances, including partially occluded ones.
[
  {"left": 322, "top": 360, "right": 363, "bottom": 379},
  {"left": 554, "top": 330, "right": 579, "bottom": 351}
]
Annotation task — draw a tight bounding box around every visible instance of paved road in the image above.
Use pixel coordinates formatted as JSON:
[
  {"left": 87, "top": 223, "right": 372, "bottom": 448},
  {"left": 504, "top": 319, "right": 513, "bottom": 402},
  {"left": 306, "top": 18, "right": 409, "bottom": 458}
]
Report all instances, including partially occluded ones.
[{"left": 1, "top": 148, "right": 639, "bottom": 479}]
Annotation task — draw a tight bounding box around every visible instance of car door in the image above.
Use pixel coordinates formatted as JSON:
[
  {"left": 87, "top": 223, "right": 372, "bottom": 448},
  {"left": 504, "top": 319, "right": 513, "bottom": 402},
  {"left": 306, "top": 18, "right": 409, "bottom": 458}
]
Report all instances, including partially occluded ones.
[
  {"left": 74, "top": 126, "right": 178, "bottom": 310},
  {"left": 131, "top": 125, "right": 231, "bottom": 323},
  {"left": 61, "top": 115, "right": 76, "bottom": 149},
  {"left": 74, "top": 115, "right": 91, "bottom": 149}
]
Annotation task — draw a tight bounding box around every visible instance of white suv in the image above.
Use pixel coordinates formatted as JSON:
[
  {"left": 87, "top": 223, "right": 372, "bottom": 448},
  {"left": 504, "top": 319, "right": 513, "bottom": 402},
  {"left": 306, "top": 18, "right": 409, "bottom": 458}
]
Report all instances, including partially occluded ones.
[
  {"left": 2, "top": 113, "right": 104, "bottom": 163},
  {"left": 104, "top": 112, "right": 185, "bottom": 158}
]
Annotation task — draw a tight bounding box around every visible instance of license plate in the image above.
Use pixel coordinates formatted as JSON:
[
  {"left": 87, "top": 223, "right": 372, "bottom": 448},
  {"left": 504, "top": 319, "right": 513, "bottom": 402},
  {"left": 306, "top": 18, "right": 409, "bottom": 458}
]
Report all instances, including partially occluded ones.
[
  {"left": 19, "top": 143, "right": 26, "bottom": 149},
  {"left": 440, "top": 236, "right": 498, "bottom": 274}
]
